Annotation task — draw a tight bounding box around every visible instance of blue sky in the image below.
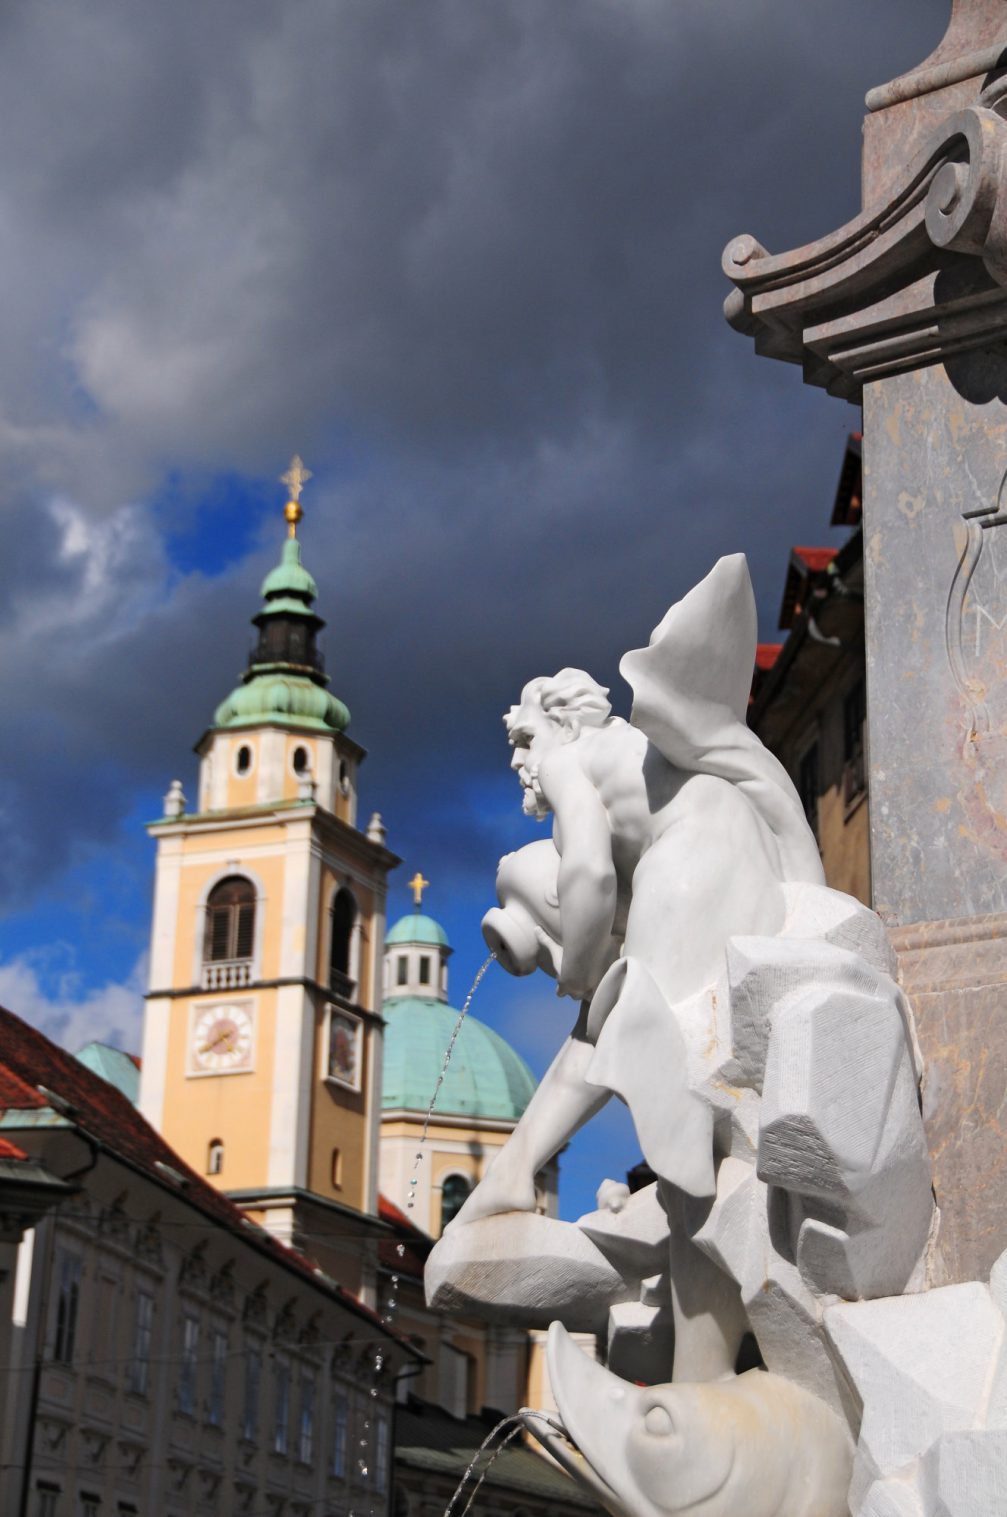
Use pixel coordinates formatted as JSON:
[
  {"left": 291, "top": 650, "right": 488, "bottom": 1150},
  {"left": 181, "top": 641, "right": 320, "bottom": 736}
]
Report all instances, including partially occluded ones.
[{"left": 0, "top": 0, "right": 949, "bottom": 1222}]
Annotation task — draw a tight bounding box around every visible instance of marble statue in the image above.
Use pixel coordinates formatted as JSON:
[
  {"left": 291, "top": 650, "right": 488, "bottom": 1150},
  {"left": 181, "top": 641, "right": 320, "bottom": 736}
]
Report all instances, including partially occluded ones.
[{"left": 427, "top": 554, "right": 1007, "bottom": 1517}]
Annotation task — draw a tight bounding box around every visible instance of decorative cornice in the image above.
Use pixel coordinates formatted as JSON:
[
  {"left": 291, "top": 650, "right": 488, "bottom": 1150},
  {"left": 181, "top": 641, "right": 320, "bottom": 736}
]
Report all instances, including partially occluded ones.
[
  {"left": 866, "top": 2, "right": 1007, "bottom": 113},
  {"left": 723, "top": 95, "right": 1007, "bottom": 398}
]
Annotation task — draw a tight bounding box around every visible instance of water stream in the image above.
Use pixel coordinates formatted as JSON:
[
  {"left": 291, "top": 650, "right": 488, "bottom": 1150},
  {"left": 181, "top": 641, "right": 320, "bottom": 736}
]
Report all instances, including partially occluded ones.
[
  {"left": 443, "top": 1408, "right": 567, "bottom": 1517},
  {"left": 352, "top": 954, "right": 498, "bottom": 1517}
]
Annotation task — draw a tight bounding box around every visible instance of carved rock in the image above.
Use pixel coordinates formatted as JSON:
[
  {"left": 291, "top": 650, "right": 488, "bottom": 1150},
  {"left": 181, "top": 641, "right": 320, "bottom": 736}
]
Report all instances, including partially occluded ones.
[{"left": 425, "top": 1211, "right": 635, "bottom": 1331}]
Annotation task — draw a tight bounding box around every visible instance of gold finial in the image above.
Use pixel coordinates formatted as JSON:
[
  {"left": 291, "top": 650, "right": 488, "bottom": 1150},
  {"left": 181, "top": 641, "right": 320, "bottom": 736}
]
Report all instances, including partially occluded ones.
[
  {"left": 409, "top": 871, "right": 430, "bottom": 908},
  {"left": 280, "top": 455, "right": 312, "bottom": 538}
]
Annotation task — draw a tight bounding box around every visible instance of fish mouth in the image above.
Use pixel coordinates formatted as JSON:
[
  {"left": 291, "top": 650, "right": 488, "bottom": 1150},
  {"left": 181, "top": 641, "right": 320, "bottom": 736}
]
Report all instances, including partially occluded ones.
[
  {"left": 521, "top": 1407, "right": 631, "bottom": 1517},
  {"left": 544, "top": 1321, "right": 642, "bottom": 1517},
  {"left": 546, "top": 1322, "right": 738, "bottom": 1517}
]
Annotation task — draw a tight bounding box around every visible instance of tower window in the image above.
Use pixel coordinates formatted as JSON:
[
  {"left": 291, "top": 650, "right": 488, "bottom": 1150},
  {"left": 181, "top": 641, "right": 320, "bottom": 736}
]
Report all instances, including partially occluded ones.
[
  {"left": 235, "top": 744, "right": 253, "bottom": 775},
  {"left": 396, "top": 956, "right": 408, "bottom": 987},
  {"left": 331, "top": 1147, "right": 343, "bottom": 1188},
  {"left": 339, "top": 759, "right": 351, "bottom": 796},
  {"left": 329, "top": 887, "right": 357, "bottom": 995},
  {"left": 207, "top": 1139, "right": 225, "bottom": 1176},
  {"left": 419, "top": 956, "right": 431, "bottom": 985},
  {"left": 440, "top": 1174, "right": 472, "bottom": 1234},
  {"left": 292, "top": 745, "right": 309, "bottom": 775},
  {"left": 205, "top": 876, "right": 256, "bottom": 963}
]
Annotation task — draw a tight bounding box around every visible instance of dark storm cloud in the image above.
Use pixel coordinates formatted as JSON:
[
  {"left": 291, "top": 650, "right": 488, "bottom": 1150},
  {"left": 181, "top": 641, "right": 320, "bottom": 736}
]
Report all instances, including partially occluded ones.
[{"left": 0, "top": 0, "right": 950, "bottom": 912}]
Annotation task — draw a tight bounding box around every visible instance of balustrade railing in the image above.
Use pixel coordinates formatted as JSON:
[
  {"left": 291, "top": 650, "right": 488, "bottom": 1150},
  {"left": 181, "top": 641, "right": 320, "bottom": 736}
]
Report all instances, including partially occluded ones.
[{"left": 202, "top": 959, "right": 253, "bottom": 991}]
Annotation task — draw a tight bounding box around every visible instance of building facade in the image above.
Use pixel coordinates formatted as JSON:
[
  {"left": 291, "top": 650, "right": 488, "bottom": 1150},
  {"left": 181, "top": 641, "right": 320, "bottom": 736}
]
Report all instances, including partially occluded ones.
[
  {"left": 749, "top": 433, "right": 870, "bottom": 905},
  {"left": 0, "top": 1007, "right": 414, "bottom": 1517}
]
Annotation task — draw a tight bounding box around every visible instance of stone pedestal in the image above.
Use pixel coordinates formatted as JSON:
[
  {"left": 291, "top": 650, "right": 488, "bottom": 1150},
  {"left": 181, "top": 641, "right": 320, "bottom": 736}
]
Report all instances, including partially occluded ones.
[
  {"left": 894, "top": 913, "right": 1007, "bottom": 1285},
  {"left": 723, "top": 0, "right": 1007, "bottom": 1293}
]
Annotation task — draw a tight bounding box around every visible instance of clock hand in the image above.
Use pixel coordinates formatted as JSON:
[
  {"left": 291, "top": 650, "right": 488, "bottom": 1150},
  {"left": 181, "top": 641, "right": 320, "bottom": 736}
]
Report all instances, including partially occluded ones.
[{"left": 200, "top": 1028, "right": 236, "bottom": 1056}]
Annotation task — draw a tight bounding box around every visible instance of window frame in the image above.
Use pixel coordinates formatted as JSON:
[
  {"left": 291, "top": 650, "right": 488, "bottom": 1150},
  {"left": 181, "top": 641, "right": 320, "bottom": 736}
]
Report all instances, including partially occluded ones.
[
  {"left": 330, "top": 1389, "right": 348, "bottom": 1479},
  {"left": 374, "top": 1413, "right": 389, "bottom": 1493},
  {"left": 273, "top": 1354, "right": 291, "bottom": 1455},
  {"left": 203, "top": 876, "right": 257, "bottom": 965},
  {"left": 298, "top": 1368, "right": 316, "bottom": 1465},
  {"left": 52, "top": 1246, "right": 82, "bottom": 1365},
  {"left": 128, "top": 1287, "right": 154, "bottom": 1396},
  {"left": 178, "top": 1312, "right": 200, "bottom": 1416},
  {"left": 439, "top": 1173, "right": 473, "bottom": 1235},
  {"left": 241, "top": 1341, "right": 263, "bottom": 1442},
  {"left": 208, "top": 1325, "right": 228, "bottom": 1427}
]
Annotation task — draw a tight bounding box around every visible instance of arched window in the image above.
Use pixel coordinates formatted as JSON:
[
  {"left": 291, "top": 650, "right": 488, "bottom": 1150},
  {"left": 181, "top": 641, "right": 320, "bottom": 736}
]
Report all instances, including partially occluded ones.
[
  {"left": 204, "top": 876, "right": 256, "bottom": 963},
  {"left": 329, "top": 888, "right": 357, "bottom": 995},
  {"left": 207, "top": 1139, "right": 224, "bottom": 1176},
  {"left": 440, "top": 1174, "right": 471, "bottom": 1234}
]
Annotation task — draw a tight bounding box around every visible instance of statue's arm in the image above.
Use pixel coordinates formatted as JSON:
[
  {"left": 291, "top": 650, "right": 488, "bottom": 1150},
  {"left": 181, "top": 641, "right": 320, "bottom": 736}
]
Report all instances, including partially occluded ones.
[
  {"left": 450, "top": 1005, "right": 611, "bottom": 1226},
  {"left": 540, "top": 750, "right": 617, "bottom": 1001}
]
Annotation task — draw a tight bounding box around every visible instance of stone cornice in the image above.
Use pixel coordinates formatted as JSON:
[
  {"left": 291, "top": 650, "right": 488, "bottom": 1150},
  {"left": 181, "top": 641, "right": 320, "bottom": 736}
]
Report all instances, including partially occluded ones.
[{"left": 723, "top": 95, "right": 1007, "bottom": 399}]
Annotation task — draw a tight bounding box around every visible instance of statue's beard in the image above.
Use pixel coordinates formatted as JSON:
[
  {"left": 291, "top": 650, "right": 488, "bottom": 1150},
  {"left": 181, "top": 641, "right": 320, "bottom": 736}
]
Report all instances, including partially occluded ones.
[{"left": 520, "top": 766, "right": 551, "bottom": 821}]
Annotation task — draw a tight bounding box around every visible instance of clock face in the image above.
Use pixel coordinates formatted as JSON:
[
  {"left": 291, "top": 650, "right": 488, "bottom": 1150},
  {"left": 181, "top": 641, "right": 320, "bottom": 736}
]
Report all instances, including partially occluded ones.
[{"left": 191, "top": 1003, "right": 254, "bottom": 1074}]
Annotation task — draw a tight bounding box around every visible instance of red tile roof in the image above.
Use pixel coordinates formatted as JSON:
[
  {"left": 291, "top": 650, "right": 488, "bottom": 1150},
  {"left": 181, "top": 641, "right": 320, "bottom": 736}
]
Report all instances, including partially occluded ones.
[
  {"left": 791, "top": 546, "right": 839, "bottom": 573},
  {"left": 0, "top": 1004, "right": 411, "bottom": 1349},
  {"left": 378, "top": 1193, "right": 431, "bottom": 1279},
  {"left": 0, "top": 1135, "right": 29, "bottom": 1160},
  {"left": 755, "top": 643, "right": 783, "bottom": 672},
  {"left": 779, "top": 547, "right": 839, "bottom": 629}
]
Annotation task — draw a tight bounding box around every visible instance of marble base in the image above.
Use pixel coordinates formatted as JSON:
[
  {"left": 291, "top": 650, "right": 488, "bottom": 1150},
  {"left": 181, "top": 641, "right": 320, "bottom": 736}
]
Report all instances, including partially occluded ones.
[{"left": 893, "top": 911, "right": 1007, "bottom": 1286}]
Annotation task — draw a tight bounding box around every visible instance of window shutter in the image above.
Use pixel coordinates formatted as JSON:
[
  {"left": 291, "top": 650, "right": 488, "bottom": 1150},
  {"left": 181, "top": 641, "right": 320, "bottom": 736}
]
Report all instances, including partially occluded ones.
[{"left": 234, "top": 902, "right": 255, "bottom": 960}]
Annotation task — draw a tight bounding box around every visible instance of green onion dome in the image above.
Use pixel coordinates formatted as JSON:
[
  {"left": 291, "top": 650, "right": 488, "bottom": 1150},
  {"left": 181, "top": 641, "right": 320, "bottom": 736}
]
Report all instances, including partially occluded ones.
[
  {"left": 214, "top": 674, "right": 349, "bottom": 733},
  {"left": 381, "top": 997, "right": 537, "bottom": 1120}
]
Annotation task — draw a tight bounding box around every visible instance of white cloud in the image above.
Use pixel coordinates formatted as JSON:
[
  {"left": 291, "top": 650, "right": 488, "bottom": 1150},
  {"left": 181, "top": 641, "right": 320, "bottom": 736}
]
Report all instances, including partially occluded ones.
[{"left": 0, "top": 951, "right": 147, "bottom": 1057}]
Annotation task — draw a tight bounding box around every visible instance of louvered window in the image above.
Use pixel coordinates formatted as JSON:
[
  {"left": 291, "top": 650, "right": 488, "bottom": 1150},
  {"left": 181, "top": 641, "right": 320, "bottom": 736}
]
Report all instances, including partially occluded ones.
[{"left": 205, "top": 877, "right": 256, "bottom": 963}]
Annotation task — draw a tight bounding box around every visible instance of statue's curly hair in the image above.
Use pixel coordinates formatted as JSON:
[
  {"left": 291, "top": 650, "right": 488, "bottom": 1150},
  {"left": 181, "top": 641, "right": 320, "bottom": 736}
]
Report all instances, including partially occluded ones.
[{"left": 506, "top": 668, "right": 612, "bottom": 734}]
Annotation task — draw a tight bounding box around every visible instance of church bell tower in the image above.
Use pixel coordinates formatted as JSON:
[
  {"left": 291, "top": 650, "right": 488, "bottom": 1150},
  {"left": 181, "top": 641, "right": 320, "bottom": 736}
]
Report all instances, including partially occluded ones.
[{"left": 139, "top": 459, "right": 398, "bottom": 1296}]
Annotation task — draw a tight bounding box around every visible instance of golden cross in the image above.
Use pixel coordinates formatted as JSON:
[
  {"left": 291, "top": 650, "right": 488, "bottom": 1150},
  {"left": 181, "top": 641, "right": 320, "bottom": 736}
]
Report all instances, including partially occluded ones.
[
  {"left": 281, "top": 455, "right": 312, "bottom": 501},
  {"left": 280, "top": 455, "right": 312, "bottom": 537},
  {"left": 409, "top": 871, "right": 430, "bottom": 908}
]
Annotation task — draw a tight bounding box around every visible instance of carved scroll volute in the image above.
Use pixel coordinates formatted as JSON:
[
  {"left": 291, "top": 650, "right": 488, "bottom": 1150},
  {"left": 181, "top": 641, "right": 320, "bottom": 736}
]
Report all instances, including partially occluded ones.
[{"left": 925, "top": 106, "right": 1007, "bottom": 279}]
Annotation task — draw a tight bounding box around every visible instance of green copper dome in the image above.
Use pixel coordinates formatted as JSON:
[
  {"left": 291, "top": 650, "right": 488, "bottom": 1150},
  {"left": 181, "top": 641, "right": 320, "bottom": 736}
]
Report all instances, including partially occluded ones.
[
  {"left": 381, "top": 997, "right": 537, "bottom": 1120},
  {"left": 386, "top": 913, "right": 451, "bottom": 949},
  {"left": 214, "top": 673, "right": 350, "bottom": 732}
]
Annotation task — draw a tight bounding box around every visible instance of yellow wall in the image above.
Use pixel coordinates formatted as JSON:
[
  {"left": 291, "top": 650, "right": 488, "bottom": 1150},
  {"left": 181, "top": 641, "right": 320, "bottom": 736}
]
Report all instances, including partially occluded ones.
[
  {"left": 819, "top": 786, "right": 871, "bottom": 905},
  {"left": 159, "top": 987, "right": 277, "bottom": 1191}
]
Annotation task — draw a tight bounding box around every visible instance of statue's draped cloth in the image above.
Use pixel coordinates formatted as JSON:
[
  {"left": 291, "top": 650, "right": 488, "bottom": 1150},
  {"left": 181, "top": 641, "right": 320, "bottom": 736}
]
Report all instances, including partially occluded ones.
[{"left": 619, "top": 554, "right": 825, "bottom": 887}]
